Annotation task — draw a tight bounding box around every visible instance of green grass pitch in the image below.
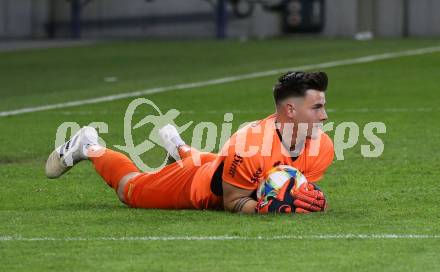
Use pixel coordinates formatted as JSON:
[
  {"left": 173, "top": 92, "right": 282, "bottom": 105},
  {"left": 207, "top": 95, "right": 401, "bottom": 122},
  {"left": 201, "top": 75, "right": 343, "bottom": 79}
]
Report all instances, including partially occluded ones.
[{"left": 1, "top": 38, "right": 440, "bottom": 271}]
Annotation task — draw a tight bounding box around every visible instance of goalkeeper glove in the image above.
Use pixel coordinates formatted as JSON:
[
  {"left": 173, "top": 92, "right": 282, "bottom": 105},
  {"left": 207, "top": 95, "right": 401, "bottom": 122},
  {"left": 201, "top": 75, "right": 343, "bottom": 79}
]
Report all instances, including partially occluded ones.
[
  {"left": 255, "top": 181, "right": 328, "bottom": 214},
  {"left": 292, "top": 183, "right": 328, "bottom": 213},
  {"left": 255, "top": 178, "right": 295, "bottom": 214}
]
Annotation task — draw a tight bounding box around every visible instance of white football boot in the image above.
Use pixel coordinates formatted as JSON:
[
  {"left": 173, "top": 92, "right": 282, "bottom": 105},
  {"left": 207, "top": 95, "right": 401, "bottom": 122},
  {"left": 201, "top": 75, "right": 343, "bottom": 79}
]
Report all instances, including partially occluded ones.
[
  {"left": 158, "top": 124, "right": 186, "bottom": 161},
  {"left": 45, "top": 126, "right": 101, "bottom": 179}
]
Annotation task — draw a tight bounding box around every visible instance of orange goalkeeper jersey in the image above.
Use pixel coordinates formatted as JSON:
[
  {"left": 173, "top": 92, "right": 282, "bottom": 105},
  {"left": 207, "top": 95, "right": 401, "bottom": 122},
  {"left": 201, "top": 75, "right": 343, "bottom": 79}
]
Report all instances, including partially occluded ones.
[
  {"left": 218, "top": 114, "right": 334, "bottom": 190},
  {"left": 189, "top": 114, "right": 334, "bottom": 209}
]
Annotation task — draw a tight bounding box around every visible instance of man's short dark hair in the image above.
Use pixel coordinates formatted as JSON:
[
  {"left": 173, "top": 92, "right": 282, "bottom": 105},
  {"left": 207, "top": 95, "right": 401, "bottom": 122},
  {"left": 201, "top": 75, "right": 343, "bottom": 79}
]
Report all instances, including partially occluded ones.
[{"left": 273, "top": 71, "right": 328, "bottom": 104}]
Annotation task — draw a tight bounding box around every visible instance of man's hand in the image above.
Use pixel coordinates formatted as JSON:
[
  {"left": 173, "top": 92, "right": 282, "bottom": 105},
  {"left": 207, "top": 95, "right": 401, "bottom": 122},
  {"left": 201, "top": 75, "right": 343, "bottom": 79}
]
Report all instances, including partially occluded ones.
[
  {"left": 257, "top": 181, "right": 327, "bottom": 214},
  {"left": 292, "top": 183, "right": 327, "bottom": 213},
  {"left": 222, "top": 180, "right": 327, "bottom": 214},
  {"left": 255, "top": 177, "right": 295, "bottom": 214}
]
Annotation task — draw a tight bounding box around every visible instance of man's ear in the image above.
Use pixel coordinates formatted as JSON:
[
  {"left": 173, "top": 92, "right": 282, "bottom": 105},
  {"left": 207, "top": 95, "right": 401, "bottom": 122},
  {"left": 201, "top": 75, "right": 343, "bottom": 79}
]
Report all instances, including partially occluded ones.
[{"left": 284, "top": 100, "right": 296, "bottom": 119}]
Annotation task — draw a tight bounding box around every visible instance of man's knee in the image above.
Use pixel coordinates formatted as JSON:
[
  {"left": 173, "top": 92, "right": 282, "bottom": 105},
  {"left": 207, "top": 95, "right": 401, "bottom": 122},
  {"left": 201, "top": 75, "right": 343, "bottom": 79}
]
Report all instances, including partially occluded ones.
[{"left": 117, "top": 172, "right": 140, "bottom": 204}]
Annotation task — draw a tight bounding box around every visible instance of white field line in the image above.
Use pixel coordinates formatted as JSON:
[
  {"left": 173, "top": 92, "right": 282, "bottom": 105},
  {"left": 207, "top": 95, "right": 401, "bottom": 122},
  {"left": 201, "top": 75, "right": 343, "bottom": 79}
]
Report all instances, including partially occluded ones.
[
  {"left": 1, "top": 234, "right": 440, "bottom": 242},
  {"left": 1, "top": 46, "right": 440, "bottom": 118}
]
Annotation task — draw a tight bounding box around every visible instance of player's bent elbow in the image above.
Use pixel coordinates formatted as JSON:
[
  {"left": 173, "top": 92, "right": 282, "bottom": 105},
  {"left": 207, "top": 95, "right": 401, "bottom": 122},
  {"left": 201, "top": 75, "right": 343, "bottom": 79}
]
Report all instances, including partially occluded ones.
[
  {"left": 222, "top": 181, "right": 257, "bottom": 214},
  {"left": 224, "top": 197, "right": 256, "bottom": 214},
  {"left": 223, "top": 199, "right": 235, "bottom": 213}
]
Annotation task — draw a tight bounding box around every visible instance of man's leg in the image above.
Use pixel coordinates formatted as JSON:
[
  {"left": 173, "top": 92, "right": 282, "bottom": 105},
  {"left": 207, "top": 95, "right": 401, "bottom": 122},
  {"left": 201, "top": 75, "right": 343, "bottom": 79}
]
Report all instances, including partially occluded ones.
[
  {"left": 120, "top": 156, "right": 205, "bottom": 209},
  {"left": 91, "top": 150, "right": 213, "bottom": 209},
  {"left": 45, "top": 126, "right": 141, "bottom": 204},
  {"left": 89, "top": 148, "right": 140, "bottom": 203},
  {"left": 102, "top": 139, "right": 218, "bottom": 209},
  {"left": 45, "top": 126, "right": 214, "bottom": 209},
  {"left": 159, "top": 123, "right": 217, "bottom": 165},
  {"left": 49, "top": 139, "right": 196, "bottom": 208}
]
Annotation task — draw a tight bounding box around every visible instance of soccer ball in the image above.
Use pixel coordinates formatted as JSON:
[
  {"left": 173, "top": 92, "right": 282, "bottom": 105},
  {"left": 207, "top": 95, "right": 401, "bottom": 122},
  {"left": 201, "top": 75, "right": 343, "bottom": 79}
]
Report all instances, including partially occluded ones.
[{"left": 256, "top": 165, "right": 308, "bottom": 202}]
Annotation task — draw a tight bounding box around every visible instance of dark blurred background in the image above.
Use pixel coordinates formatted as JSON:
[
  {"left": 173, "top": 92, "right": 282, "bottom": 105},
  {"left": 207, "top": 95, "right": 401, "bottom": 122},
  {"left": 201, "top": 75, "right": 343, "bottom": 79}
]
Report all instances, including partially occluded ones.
[{"left": 0, "top": 0, "right": 439, "bottom": 41}]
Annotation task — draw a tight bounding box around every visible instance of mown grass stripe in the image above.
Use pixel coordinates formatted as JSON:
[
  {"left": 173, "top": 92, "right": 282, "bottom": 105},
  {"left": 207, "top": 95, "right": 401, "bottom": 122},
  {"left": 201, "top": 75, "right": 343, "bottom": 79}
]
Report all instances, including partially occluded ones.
[
  {"left": 1, "top": 234, "right": 440, "bottom": 241},
  {"left": 1, "top": 46, "right": 440, "bottom": 117}
]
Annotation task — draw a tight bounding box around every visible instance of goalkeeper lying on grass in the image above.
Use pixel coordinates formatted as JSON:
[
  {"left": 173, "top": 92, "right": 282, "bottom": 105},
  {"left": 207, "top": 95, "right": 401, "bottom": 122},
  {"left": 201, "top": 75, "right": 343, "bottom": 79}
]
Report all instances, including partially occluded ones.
[{"left": 45, "top": 71, "right": 333, "bottom": 214}]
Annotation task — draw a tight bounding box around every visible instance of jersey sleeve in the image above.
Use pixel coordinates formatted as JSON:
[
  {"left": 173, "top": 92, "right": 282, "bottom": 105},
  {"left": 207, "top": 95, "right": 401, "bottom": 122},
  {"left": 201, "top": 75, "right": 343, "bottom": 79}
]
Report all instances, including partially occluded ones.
[
  {"left": 222, "top": 152, "right": 263, "bottom": 190},
  {"left": 304, "top": 133, "right": 334, "bottom": 182},
  {"left": 220, "top": 124, "right": 265, "bottom": 190}
]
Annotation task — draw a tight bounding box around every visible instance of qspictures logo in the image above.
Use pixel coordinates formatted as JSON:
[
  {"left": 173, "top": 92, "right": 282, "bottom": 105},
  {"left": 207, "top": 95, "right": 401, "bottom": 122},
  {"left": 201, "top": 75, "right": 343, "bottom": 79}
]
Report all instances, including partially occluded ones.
[{"left": 53, "top": 98, "right": 386, "bottom": 172}]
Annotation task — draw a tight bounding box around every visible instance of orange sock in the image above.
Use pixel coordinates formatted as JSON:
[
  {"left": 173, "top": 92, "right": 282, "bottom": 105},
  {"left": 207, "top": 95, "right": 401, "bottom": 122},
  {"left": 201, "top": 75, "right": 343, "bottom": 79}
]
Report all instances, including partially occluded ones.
[
  {"left": 178, "top": 145, "right": 218, "bottom": 165},
  {"left": 90, "top": 149, "right": 139, "bottom": 190},
  {"left": 178, "top": 145, "right": 193, "bottom": 159}
]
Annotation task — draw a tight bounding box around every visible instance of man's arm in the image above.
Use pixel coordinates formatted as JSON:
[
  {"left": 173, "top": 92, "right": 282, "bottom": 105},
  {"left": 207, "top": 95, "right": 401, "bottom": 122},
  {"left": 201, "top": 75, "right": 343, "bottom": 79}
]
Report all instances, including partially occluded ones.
[
  {"left": 222, "top": 181, "right": 257, "bottom": 214},
  {"left": 223, "top": 178, "right": 328, "bottom": 214}
]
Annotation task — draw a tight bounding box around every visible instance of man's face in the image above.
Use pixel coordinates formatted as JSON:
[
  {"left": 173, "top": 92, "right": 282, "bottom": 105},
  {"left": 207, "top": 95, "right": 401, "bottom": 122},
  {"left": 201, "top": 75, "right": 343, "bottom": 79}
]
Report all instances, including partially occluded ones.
[{"left": 288, "top": 89, "right": 328, "bottom": 138}]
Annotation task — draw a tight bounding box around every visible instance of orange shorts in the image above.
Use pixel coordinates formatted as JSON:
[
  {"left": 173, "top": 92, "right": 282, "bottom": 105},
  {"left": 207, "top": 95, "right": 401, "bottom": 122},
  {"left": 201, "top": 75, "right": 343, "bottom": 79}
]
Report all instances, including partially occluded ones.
[{"left": 124, "top": 153, "right": 223, "bottom": 210}]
